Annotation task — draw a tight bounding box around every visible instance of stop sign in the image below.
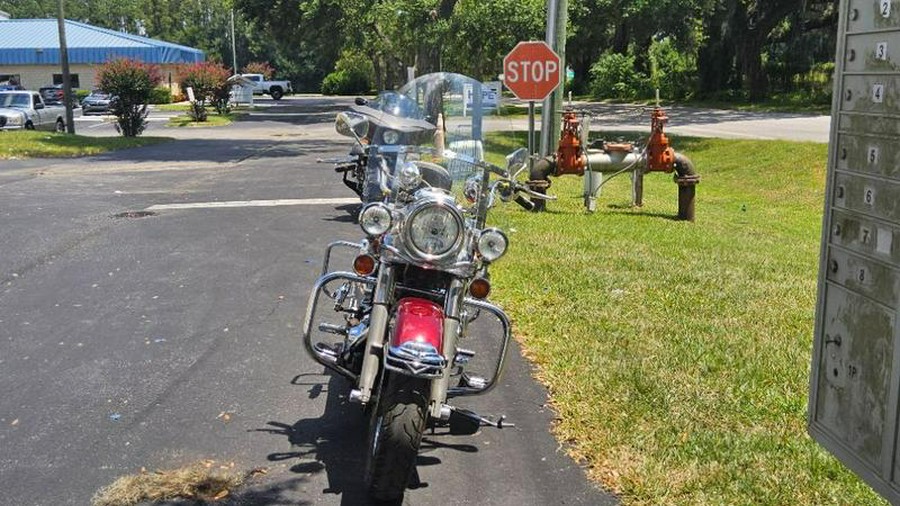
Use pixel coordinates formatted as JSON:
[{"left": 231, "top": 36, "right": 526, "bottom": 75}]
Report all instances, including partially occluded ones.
[{"left": 503, "top": 41, "right": 562, "bottom": 101}]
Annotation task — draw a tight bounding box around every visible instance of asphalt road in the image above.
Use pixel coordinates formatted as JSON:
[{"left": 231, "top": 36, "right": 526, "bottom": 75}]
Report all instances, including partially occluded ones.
[{"left": 0, "top": 97, "right": 617, "bottom": 505}]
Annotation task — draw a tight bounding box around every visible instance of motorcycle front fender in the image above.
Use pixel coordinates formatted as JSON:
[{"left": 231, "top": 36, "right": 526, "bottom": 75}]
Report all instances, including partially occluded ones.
[{"left": 384, "top": 297, "right": 446, "bottom": 378}]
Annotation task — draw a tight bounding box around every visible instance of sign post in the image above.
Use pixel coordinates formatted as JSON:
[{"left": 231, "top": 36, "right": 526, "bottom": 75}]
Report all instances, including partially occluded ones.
[{"left": 503, "top": 41, "right": 562, "bottom": 174}]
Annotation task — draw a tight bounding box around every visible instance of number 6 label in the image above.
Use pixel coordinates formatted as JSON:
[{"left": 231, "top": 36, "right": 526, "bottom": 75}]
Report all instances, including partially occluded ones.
[
  {"left": 864, "top": 186, "right": 876, "bottom": 206},
  {"left": 882, "top": 0, "right": 891, "bottom": 18}
]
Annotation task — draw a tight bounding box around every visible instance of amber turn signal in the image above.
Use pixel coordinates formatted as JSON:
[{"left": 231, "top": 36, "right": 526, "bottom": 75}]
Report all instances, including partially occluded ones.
[
  {"left": 353, "top": 254, "right": 376, "bottom": 276},
  {"left": 469, "top": 278, "right": 491, "bottom": 299}
]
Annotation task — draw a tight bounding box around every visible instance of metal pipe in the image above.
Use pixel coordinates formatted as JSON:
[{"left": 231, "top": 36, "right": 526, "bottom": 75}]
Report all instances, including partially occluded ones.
[{"left": 674, "top": 152, "right": 699, "bottom": 221}]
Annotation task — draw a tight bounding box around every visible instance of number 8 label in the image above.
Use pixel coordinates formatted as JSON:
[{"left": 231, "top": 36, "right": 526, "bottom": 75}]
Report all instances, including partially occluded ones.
[{"left": 882, "top": 0, "right": 891, "bottom": 18}]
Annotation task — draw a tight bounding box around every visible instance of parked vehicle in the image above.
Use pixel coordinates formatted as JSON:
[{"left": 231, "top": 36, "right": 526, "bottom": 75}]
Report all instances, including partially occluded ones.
[
  {"left": 0, "top": 91, "right": 68, "bottom": 131},
  {"left": 81, "top": 90, "right": 116, "bottom": 115},
  {"left": 302, "top": 72, "right": 548, "bottom": 501},
  {"left": 38, "top": 85, "right": 64, "bottom": 105},
  {"left": 326, "top": 91, "right": 437, "bottom": 202},
  {"left": 240, "top": 73, "right": 292, "bottom": 100}
]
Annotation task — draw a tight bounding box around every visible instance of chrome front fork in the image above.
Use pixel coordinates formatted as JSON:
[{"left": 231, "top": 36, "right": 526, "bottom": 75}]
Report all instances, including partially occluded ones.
[
  {"left": 429, "top": 278, "right": 466, "bottom": 418},
  {"left": 355, "top": 263, "right": 396, "bottom": 404}
]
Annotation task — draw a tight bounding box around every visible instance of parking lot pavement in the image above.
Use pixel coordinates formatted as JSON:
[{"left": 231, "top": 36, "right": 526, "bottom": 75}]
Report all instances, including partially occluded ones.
[{"left": 0, "top": 95, "right": 615, "bottom": 505}]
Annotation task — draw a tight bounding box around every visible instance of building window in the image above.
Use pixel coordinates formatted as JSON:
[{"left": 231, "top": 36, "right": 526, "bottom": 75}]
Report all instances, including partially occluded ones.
[
  {"left": 52, "top": 74, "right": 80, "bottom": 88},
  {"left": 0, "top": 74, "right": 21, "bottom": 88}
]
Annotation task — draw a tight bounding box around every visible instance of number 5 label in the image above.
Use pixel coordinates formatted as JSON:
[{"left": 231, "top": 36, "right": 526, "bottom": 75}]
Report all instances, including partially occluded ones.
[{"left": 882, "top": 0, "right": 891, "bottom": 18}]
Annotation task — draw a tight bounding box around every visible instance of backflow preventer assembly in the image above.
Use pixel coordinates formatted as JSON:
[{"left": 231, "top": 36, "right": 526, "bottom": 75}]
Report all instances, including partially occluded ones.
[{"left": 527, "top": 105, "right": 699, "bottom": 220}]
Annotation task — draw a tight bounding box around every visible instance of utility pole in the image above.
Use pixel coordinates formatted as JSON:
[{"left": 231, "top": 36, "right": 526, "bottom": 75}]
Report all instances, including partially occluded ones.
[
  {"left": 540, "top": 0, "right": 567, "bottom": 156},
  {"left": 230, "top": 9, "right": 238, "bottom": 74},
  {"left": 56, "top": 0, "right": 75, "bottom": 134}
]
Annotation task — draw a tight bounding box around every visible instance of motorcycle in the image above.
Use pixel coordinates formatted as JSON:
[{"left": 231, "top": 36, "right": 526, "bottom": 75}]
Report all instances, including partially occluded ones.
[{"left": 301, "top": 73, "right": 546, "bottom": 500}]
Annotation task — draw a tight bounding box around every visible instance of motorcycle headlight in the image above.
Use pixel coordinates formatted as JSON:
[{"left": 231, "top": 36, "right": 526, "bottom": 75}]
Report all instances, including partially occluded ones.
[
  {"left": 397, "top": 162, "right": 422, "bottom": 190},
  {"left": 382, "top": 129, "right": 400, "bottom": 145},
  {"left": 359, "top": 203, "right": 392, "bottom": 236},
  {"left": 477, "top": 228, "right": 508, "bottom": 262},
  {"left": 405, "top": 202, "right": 464, "bottom": 261}
]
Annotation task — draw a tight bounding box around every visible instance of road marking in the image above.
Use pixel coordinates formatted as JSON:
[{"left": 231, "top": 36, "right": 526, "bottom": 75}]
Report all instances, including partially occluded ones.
[{"left": 146, "top": 197, "right": 359, "bottom": 211}]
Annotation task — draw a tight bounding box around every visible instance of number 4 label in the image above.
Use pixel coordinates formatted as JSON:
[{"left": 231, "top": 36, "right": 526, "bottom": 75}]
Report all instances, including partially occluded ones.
[
  {"left": 882, "top": 0, "right": 891, "bottom": 18},
  {"left": 873, "top": 84, "right": 885, "bottom": 103}
]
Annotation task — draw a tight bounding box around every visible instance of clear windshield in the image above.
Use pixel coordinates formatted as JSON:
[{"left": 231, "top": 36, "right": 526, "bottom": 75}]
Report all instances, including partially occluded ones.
[
  {"left": 0, "top": 93, "right": 30, "bottom": 108},
  {"left": 361, "top": 73, "right": 509, "bottom": 213}
]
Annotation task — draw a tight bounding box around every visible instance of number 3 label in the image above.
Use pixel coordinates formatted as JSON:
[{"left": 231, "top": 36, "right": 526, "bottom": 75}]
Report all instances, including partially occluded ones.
[
  {"left": 876, "top": 42, "right": 889, "bottom": 60},
  {"left": 882, "top": 0, "right": 891, "bottom": 18}
]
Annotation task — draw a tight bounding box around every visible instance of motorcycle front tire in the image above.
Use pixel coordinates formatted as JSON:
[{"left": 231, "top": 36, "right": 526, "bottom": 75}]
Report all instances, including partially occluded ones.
[{"left": 364, "top": 372, "right": 429, "bottom": 501}]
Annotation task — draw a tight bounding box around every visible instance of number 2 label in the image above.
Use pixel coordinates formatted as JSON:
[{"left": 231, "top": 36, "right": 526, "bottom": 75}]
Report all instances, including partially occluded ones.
[
  {"left": 876, "top": 42, "right": 889, "bottom": 60},
  {"left": 882, "top": 0, "right": 891, "bottom": 18}
]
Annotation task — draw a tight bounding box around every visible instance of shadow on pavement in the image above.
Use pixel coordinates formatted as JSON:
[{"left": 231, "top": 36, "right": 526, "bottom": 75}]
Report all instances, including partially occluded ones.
[
  {"left": 256, "top": 370, "right": 482, "bottom": 505},
  {"left": 86, "top": 138, "right": 346, "bottom": 165}
]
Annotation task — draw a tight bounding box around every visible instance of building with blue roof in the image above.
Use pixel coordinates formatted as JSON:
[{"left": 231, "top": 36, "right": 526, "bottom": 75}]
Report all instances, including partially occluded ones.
[{"left": 0, "top": 17, "right": 204, "bottom": 92}]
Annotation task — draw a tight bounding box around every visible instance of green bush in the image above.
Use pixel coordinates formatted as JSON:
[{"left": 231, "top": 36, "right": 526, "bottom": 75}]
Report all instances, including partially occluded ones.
[
  {"left": 149, "top": 86, "right": 173, "bottom": 104},
  {"left": 75, "top": 89, "right": 90, "bottom": 102},
  {"left": 648, "top": 37, "right": 696, "bottom": 101},
  {"left": 96, "top": 58, "right": 161, "bottom": 137},
  {"left": 321, "top": 50, "right": 373, "bottom": 95},
  {"left": 589, "top": 52, "right": 648, "bottom": 100}
]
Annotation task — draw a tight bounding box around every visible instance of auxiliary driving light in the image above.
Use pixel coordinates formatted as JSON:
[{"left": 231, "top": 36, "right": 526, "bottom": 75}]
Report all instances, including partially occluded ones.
[
  {"left": 477, "top": 228, "right": 508, "bottom": 262},
  {"left": 469, "top": 278, "right": 491, "bottom": 299},
  {"left": 359, "top": 203, "right": 392, "bottom": 236},
  {"left": 353, "top": 254, "right": 377, "bottom": 276}
]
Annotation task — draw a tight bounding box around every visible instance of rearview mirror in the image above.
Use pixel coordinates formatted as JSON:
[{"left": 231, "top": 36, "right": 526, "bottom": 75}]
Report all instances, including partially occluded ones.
[
  {"left": 34, "top": 102, "right": 44, "bottom": 110},
  {"left": 505, "top": 148, "right": 528, "bottom": 172},
  {"left": 335, "top": 112, "right": 369, "bottom": 143}
]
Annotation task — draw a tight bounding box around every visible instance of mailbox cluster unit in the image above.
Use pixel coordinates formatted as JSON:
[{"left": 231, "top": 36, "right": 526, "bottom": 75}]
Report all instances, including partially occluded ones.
[{"left": 810, "top": 0, "right": 900, "bottom": 501}]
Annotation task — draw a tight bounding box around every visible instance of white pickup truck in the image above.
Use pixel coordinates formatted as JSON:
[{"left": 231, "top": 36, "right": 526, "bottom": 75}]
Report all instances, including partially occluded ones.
[
  {"left": 240, "top": 74, "right": 293, "bottom": 100},
  {"left": 0, "top": 91, "right": 68, "bottom": 131}
]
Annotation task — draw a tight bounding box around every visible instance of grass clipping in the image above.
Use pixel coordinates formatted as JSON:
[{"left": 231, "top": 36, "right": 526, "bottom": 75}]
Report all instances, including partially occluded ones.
[{"left": 92, "top": 460, "right": 246, "bottom": 506}]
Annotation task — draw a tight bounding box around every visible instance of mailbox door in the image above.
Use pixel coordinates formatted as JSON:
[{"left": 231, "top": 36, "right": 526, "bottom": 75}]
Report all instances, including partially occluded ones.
[{"left": 810, "top": 0, "right": 900, "bottom": 502}]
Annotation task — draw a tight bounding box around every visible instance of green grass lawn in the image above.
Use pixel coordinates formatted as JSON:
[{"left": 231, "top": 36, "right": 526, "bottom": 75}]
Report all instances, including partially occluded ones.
[
  {"left": 484, "top": 133, "right": 885, "bottom": 505},
  {"left": 1, "top": 131, "right": 171, "bottom": 159},
  {"left": 166, "top": 111, "right": 246, "bottom": 128}
]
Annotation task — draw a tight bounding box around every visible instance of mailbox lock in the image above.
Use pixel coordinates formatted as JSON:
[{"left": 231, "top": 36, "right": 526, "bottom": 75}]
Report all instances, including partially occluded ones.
[
  {"left": 837, "top": 186, "right": 845, "bottom": 198},
  {"left": 846, "top": 89, "right": 853, "bottom": 101},
  {"left": 825, "top": 333, "right": 842, "bottom": 346},
  {"left": 830, "top": 259, "right": 839, "bottom": 273},
  {"left": 840, "top": 147, "right": 847, "bottom": 160},
  {"left": 848, "top": 49, "right": 856, "bottom": 62},
  {"left": 851, "top": 8, "right": 859, "bottom": 20},
  {"left": 833, "top": 224, "right": 842, "bottom": 236}
]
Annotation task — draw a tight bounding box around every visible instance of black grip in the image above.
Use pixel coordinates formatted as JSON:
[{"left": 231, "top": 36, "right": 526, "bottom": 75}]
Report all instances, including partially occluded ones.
[
  {"left": 515, "top": 194, "right": 535, "bottom": 211},
  {"left": 334, "top": 164, "right": 355, "bottom": 174}
]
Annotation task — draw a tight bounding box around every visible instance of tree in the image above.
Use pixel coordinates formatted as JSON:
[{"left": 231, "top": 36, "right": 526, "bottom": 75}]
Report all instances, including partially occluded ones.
[
  {"left": 96, "top": 58, "right": 161, "bottom": 137},
  {"left": 177, "top": 62, "right": 232, "bottom": 120}
]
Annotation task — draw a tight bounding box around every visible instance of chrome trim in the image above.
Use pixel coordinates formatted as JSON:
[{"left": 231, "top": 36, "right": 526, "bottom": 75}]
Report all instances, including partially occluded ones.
[
  {"left": 400, "top": 192, "right": 466, "bottom": 264},
  {"left": 385, "top": 341, "right": 446, "bottom": 379},
  {"left": 444, "top": 278, "right": 466, "bottom": 319},
  {"left": 373, "top": 261, "right": 395, "bottom": 304},
  {"left": 447, "top": 298, "right": 512, "bottom": 398},
  {"left": 301, "top": 271, "right": 376, "bottom": 380},
  {"left": 320, "top": 240, "right": 365, "bottom": 277}
]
